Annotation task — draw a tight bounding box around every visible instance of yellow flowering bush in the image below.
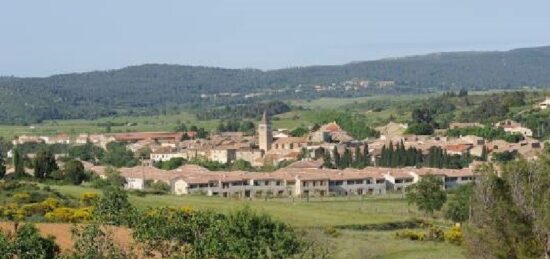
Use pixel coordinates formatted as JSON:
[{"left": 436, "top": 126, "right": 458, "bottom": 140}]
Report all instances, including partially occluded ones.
[
  {"left": 80, "top": 192, "right": 99, "bottom": 206},
  {"left": 13, "top": 192, "right": 30, "bottom": 203},
  {"left": 444, "top": 225, "right": 464, "bottom": 245}
]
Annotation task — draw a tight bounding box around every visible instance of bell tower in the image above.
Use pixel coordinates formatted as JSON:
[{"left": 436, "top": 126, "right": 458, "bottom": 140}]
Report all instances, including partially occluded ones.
[{"left": 258, "top": 111, "right": 272, "bottom": 152}]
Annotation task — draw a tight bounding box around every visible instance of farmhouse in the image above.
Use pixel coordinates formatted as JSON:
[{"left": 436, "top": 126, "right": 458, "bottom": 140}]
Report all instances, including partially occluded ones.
[{"left": 538, "top": 97, "right": 550, "bottom": 110}]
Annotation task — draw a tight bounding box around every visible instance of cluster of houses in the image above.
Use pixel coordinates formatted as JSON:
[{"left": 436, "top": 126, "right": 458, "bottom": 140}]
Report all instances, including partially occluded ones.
[
  {"left": 12, "top": 108, "right": 546, "bottom": 167},
  {"left": 10, "top": 96, "right": 549, "bottom": 199},
  {"left": 83, "top": 160, "right": 476, "bottom": 198}
]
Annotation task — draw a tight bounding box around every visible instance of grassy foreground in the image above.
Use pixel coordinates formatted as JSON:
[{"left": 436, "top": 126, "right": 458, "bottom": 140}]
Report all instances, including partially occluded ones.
[{"left": 45, "top": 184, "right": 466, "bottom": 258}]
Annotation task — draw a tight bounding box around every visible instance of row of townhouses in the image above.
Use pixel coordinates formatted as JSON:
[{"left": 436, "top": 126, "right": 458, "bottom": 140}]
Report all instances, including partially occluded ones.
[{"left": 85, "top": 161, "right": 476, "bottom": 199}]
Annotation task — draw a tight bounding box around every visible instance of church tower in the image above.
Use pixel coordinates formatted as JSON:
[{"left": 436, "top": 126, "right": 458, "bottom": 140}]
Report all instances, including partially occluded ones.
[{"left": 258, "top": 111, "right": 272, "bottom": 152}]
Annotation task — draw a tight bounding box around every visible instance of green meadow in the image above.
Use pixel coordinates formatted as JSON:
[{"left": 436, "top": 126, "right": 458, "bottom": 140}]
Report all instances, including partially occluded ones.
[{"left": 47, "top": 184, "right": 466, "bottom": 258}]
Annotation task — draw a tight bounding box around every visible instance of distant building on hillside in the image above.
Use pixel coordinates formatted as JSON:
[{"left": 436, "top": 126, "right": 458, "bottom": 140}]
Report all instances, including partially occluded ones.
[{"left": 539, "top": 97, "right": 550, "bottom": 110}]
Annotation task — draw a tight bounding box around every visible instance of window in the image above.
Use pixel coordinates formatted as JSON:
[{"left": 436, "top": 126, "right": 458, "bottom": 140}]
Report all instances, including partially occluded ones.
[
  {"left": 446, "top": 177, "right": 458, "bottom": 182},
  {"left": 395, "top": 179, "right": 403, "bottom": 184},
  {"left": 376, "top": 179, "right": 385, "bottom": 184},
  {"left": 405, "top": 179, "right": 413, "bottom": 183}
]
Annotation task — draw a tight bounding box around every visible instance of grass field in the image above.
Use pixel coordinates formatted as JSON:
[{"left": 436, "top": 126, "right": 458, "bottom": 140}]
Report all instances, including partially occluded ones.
[
  {"left": 0, "top": 94, "right": 438, "bottom": 140},
  {"left": 42, "top": 184, "right": 466, "bottom": 258}
]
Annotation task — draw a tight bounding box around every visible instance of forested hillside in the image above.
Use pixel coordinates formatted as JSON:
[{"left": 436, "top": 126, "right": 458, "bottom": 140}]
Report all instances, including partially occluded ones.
[{"left": 2, "top": 46, "right": 550, "bottom": 124}]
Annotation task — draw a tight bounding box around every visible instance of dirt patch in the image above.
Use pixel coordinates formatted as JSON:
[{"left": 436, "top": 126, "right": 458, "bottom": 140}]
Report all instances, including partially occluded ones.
[{"left": 0, "top": 222, "right": 137, "bottom": 256}]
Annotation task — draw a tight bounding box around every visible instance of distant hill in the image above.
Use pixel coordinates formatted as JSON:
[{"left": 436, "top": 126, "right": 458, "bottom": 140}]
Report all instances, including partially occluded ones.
[{"left": 1, "top": 45, "right": 550, "bottom": 124}]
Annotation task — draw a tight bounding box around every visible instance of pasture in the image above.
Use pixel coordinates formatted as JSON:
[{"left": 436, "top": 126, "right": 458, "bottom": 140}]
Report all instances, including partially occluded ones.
[{"left": 41, "top": 184, "right": 466, "bottom": 258}]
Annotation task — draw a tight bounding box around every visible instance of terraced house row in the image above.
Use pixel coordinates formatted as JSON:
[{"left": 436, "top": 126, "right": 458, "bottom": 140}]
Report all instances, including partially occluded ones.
[{"left": 85, "top": 161, "right": 476, "bottom": 198}]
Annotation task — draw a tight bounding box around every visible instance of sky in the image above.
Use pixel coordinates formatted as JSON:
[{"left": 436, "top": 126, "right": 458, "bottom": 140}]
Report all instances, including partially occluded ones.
[{"left": 1, "top": 0, "right": 550, "bottom": 77}]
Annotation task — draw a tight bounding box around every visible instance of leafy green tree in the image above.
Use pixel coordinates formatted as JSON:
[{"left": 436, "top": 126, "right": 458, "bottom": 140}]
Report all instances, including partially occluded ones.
[
  {"left": 174, "top": 123, "right": 188, "bottom": 132},
  {"left": 11, "top": 224, "right": 60, "bottom": 259},
  {"left": 466, "top": 152, "right": 550, "bottom": 258},
  {"left": 290, "top": 127, "right": 308, "bottom": 137},
  {"left": 223, "top": 207, "right": 301, "bottom": 258},
  {"left": 70, "top": 223, "right": 127, "bottom": 259},
  {"left": 68, "top": 143, "right": 105, "bottom": 162},
  {"left": 153, "top": 157, "right": 185, "bottom": 170},
  {"left": 92, "top": 187, "right": 134, "bottom": 226},
  {"left": 491, "top": 150, "right": 517, "bottom": 163},
  {"left": 33, "top": 148, "right": 58, "bottom": 179},
  {"left": 406, "top": 175, "right": 447, "bottom": 216},
  {"left": 132, "top": 207, "right": 302, "bottom": 258},
  {"left": 444, "top": 184, "right": 472, "bottom": 223},
  {"left": 405, "top": 122, "right": 434, "bottom": 135},
  {"left": 64, "top": 159, "right": 86, "bottom": 185},
  {"left": 101, "top": 142, "right": 138, "bottom": 168},
  {"left": 0, "top": 231, "right": 11, "bottom": 255},
  {"left": 230, "top": 159, "right": 253, "bottom": 171}
]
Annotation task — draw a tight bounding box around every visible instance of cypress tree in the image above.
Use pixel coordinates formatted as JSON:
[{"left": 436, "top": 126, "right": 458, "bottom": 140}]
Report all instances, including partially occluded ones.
[
  {"left": 480, "top": 145, "right": 488, "bottom": 161},
  {"left": 388, "top": 142, "right": 395, "bottom": 167},
  {"left": 363, "top": 143, "right": 370, "bottom": 167},
  {"left": 353, "top": 145, "right": 361, "bottom": 168},
  {"left": 0, "top": 149, "right": 5, "bottom": 179},
  {"left": 13, "top": 149, "right": 25, "bottom": 178},
  {"left": 342, "top": 148, "right": 352, "bottom": 169},
  {"left": 322, "top": 150, "right": 333, "bottom": 168},
  {"left": 333, "top": 146, "right": 341, "bottom": 169}
]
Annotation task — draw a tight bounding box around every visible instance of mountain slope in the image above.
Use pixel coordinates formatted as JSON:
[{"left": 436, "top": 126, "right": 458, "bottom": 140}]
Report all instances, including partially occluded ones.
[{"left": 1, "top": 46, "right": 550, "bottom": 124}]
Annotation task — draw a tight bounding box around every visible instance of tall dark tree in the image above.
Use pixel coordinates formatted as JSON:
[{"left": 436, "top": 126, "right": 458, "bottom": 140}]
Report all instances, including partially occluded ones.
[
  {"left": 341, "top": 148, "right": 352, "bottom": 169},
  {"left": 64, "top": 160, "right": 86, "bottom": 185},
  {"left": 0, "top": 149, "right": 5, "bottom": 179},
  {"left": 322, "top": 150, "right": 333, "bottom": 169},
  {"left": 34, "top": 148, "right": 58, "bottom": 179},
  {"left": 362, "top": 143, "right": 371, "bottom": 166},
  {"left": 332, "top": 146, "right": 341, "bottom": 169},
  {"left": 13, "top": 149, "right": 25, "bottom": 178}
]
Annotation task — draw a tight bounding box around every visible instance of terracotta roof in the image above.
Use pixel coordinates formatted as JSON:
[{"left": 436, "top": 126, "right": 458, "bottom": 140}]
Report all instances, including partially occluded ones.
[
  {"left": 320, "top": 122, "right": 343, "bottom": 132},
  {"left": 273, "top": 137, "right": 307, "bottom": 145},
  {"left": 111, "top": 132, "right": 183, "bottom": 142},
  {"left": 287, "top": 159, "right": 324, "bottom": 169}
]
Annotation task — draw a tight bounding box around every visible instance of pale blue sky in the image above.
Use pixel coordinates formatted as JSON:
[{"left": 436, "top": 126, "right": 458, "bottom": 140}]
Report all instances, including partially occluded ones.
[{"left": 1, "top": 0, "right": 550, "bottom": 77}]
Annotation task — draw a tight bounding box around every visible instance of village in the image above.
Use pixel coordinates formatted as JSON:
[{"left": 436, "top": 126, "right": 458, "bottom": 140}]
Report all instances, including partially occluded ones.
[{"left": 8, "top": 98, "right": 548, "bottom": 199}]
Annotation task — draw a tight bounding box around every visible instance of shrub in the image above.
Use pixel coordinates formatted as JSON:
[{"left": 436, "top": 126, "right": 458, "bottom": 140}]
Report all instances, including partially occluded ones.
[
  {"left": 323, "top": 226, "right": 341, "bottom": 238},
  {"left": 44, "top": 207, "right": 92, "bottom": 223},
  {"left": 13, "top": 192, "right": 31, "bottom": 203},
  {"left": 80, "top": 192, "right": 99, "bottom": 206},
  {"left": 444, "top": 226, "right": 463, "bottom": 245},
  {"left": 395, "top": 230, "right": 426, "bottom": 241},
  {"left": 426, "top": 226, "right": 445, "bottom": 241},
  {"left": 41, "top": 198, "right": 60, "bottom": 211},
  {"left": 21, "top": 203, "right": 51, "bottom": 216},
  {"left": 72, "top": 207, "right": 93, "bottom": 222},
  {"left": 45, "top": 207, "right": 76, "bottom": 222}
]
